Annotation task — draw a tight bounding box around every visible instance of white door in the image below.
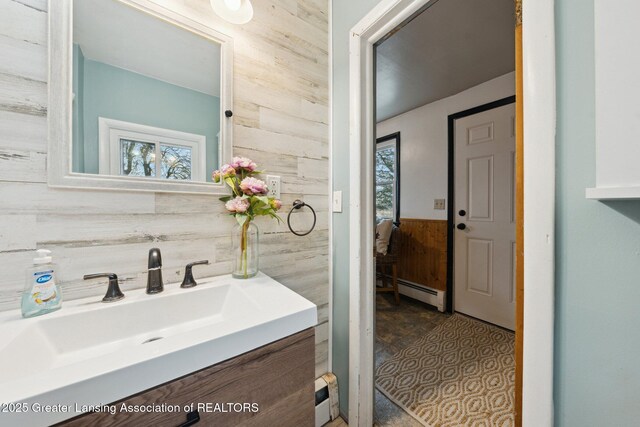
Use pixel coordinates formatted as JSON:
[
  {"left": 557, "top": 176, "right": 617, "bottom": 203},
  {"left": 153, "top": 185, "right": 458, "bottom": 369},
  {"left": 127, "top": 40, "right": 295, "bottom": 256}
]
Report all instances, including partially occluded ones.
[{"left": 454, "top": 102, "right": 516, "bottom": 330}]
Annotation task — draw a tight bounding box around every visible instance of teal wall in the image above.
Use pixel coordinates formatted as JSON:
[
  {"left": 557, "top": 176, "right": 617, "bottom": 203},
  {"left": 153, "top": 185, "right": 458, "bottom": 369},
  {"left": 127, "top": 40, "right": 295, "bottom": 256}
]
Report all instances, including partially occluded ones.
[
  {"left": 73, "top": 46, "right": 220, "bottom": 181},
  {"left": 333, "top": 0, "right": 640, "bottom": 421},
  {"left": 72, "top": 44, "right": 85, "bottom": 173},
  {"left": 331, "top": 0, "right": 381, "bottom": 415},
  {"left": 554, "top": 0, "right": 640, "bottom": 425}
]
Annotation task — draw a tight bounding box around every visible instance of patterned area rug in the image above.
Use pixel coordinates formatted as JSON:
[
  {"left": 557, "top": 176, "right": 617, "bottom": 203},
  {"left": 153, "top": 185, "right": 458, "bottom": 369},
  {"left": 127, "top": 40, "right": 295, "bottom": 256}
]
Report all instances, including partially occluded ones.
[{"left": 375, "top": 314, "right": 515, "bottom": 427}]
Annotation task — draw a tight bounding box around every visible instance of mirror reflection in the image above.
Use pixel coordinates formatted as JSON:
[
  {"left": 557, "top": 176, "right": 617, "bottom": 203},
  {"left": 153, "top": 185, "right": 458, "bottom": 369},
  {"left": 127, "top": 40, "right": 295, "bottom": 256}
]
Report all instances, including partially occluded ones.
[{"left": 72, "top": 0, "right": 222, "bottom": 182}]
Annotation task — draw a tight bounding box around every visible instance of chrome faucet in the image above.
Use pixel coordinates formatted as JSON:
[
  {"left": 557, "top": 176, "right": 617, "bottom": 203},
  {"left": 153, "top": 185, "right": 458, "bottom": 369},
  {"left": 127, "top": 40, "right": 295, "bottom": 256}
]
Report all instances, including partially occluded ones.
[{"left": 146, "top": 248, "right": 164, "bottom": 294}]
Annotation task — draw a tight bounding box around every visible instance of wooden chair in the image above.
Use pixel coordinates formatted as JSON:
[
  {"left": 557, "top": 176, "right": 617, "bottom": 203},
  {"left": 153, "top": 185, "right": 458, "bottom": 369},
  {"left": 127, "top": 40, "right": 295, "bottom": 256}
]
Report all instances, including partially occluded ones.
[{"left": 376, "top": 225, "right": 400, "bottom": 304}]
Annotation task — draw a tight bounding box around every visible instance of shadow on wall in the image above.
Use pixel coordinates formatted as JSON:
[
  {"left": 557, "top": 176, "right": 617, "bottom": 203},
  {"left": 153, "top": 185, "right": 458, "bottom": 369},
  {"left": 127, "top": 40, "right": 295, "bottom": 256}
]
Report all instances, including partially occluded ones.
[{"left": 603, "top": 200, "right": 640, "bottom": 225}]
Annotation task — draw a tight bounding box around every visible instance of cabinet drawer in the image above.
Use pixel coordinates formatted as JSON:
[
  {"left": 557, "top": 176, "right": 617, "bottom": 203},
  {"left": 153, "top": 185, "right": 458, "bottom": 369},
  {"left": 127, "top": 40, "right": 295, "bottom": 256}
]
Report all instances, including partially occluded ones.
[{"left": 57, "top": 328, "right": 315, "bottom": 427}]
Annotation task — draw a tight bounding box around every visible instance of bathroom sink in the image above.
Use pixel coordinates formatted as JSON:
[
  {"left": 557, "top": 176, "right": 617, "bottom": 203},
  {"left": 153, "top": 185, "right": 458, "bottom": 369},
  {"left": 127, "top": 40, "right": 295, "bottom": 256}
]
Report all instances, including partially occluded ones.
[
  {"left": 0, "top": 272, "right": 317, "bottom": 426},
  {"left": 0, "top": 284, "right": 243, "bottom": 379}
]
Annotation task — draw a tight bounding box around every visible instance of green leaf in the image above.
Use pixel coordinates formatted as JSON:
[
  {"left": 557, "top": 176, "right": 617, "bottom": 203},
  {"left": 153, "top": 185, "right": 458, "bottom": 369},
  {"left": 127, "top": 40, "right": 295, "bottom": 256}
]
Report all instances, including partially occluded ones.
[
  {"left": 219, "top": 196, "right": 233, "bottom": 202},
  {"left": 224, "top": 177, "right": 242, "bottom": 196},
  {"left": 255, "top": 196, "right": 269, "bottom": 205},
  {"left": 265, "top": 212, "right": 283, "bottom": 223},
  {"left": 235, "top": 214, "right": 248, "bottom": 227}
]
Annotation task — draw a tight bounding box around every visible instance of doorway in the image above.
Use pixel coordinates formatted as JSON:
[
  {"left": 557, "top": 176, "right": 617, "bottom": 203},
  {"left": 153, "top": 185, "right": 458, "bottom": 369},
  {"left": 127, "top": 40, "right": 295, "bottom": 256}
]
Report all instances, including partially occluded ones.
[
  {"left": 372, "top": 0, "right": 516, "bottom": 422},
  {"left": 347, "top": 0, "right": 555, "bottom": 426}
]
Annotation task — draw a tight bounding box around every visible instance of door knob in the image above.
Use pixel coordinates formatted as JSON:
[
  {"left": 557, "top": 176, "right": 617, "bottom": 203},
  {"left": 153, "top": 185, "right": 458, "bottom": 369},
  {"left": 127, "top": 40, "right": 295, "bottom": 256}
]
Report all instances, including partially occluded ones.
[
  {"left": 456, "top": 223, "right": 466, "bottom": 230},
  {"left": 458, "top": 209, "right": 466, "bottom": 216}
]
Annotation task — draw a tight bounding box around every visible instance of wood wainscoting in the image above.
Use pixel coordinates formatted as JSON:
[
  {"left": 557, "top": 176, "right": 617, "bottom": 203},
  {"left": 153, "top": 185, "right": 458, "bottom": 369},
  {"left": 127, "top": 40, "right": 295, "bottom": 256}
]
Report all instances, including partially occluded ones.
[{"left": 396, "top": 218, "right": 448, "bottom": 292}]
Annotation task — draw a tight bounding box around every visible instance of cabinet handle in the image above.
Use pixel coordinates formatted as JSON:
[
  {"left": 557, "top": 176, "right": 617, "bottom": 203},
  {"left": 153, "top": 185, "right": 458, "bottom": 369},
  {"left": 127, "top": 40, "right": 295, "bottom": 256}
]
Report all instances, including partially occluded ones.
[{"left": 178, "top": 410, "right": 200, "bottom": 426}]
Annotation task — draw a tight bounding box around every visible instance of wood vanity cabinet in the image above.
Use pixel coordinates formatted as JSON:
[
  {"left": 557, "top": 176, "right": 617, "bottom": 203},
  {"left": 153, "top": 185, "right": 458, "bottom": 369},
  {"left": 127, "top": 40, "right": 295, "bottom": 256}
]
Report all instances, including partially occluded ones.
[{"left": 57, "top": 328, "right": 315, "bottom": 427}]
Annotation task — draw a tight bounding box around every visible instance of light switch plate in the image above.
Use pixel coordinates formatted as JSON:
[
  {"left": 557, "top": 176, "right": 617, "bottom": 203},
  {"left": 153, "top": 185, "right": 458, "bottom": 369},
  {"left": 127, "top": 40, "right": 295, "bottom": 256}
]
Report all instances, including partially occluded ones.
[
  {"left": 333, "top": 191, "right": 343, "bottom": 213},
  {"left": 266, "top": 175, "right": 281, "bottom": 199},
  {"left": 434, "top": 198, "right": 446, "bottom": 210}
]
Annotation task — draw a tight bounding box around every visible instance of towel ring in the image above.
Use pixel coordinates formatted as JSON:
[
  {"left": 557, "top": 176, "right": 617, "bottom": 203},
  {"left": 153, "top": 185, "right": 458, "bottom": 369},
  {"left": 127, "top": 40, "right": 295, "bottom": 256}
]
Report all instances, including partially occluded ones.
[{"left": 287, "top": 200, "right": 316, "bottom": 236}]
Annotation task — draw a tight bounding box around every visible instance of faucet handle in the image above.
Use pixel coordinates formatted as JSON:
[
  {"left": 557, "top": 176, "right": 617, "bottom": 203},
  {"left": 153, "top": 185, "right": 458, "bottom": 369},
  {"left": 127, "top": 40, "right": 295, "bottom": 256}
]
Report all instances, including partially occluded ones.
[
  {"left": 180, "top": 260, "right": 209, "bottom": 288},
  {"left": 148, "top": 247, "right": 162, "bottom": 269},
  {"left": 84, "top": 273, "right": 125, "bottom": 303}
]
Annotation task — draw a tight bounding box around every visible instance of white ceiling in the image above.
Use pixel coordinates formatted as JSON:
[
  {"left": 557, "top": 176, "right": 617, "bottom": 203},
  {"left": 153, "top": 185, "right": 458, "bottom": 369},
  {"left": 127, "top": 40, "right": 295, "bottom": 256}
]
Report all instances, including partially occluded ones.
[
  {"left": 376, "top": 0, "right": 515, "bottom": 122},
  {"left": 74, "top": 0, "right": 221, "bottom": 97}
]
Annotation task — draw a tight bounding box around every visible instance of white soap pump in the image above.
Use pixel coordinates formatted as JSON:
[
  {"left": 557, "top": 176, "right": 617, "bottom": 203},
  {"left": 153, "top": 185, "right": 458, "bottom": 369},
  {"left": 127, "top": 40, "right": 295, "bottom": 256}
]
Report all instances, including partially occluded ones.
[{"left": 21, "top": 249, "right": 63, "bottom": 318}]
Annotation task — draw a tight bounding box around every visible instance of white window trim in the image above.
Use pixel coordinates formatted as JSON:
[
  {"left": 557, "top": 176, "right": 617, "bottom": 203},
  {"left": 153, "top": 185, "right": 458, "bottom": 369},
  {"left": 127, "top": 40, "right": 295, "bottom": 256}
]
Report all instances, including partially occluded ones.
[
  {"left": 98, "top": 117, "right": 206, "bottom": 182},
  {"left": 347, "top": 0, "right": 555, "bottom": 425},
  {"left": 375, "top": 140, "right": 397, "bottom": 222}
]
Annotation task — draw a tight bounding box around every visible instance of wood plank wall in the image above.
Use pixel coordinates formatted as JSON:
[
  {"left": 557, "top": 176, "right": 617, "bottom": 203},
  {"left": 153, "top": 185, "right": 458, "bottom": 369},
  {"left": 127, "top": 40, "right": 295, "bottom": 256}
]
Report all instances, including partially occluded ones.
[
  {"left": 0, "top": 0, "right": 329, "bottom": 377},
  {"left": 396, "top": 218, "right": 448, "bottom": 292}
]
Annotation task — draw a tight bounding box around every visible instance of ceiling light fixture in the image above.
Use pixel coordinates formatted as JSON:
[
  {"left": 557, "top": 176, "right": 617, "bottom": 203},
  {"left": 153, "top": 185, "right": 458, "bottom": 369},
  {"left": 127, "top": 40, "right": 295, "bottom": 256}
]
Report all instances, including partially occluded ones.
[{"left": 210, "top": 0, "right": 253, "bottom": 24}]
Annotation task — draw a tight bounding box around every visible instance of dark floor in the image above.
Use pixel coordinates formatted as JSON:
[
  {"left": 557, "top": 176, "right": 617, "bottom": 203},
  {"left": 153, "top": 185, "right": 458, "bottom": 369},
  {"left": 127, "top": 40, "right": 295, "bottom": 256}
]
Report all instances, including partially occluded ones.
[{"left": 374, "top": 292, "right": 449, "bottom": 427}]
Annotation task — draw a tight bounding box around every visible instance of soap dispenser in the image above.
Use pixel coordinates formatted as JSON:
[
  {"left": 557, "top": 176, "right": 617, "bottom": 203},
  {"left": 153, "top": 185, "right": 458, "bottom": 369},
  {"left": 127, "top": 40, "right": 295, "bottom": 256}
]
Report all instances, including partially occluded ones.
[{"left": 21, "top": 249, "right": 62, "bottom": 318}]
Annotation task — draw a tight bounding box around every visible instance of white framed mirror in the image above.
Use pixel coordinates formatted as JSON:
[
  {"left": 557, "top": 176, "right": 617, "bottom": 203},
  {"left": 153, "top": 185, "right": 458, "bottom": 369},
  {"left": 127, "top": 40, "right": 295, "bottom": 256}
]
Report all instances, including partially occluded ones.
[{"left": 48, "top": 0, "right": 233, "bottom": 194}]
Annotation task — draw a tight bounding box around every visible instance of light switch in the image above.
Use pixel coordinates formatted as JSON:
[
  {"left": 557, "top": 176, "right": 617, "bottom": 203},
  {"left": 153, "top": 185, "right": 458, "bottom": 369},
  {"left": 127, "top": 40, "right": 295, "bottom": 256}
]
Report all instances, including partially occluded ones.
[
  {"left": 434, "top": 199, "right": 446, "bottom": 210},
  {"left": 333, "top": 191, "right": 343, "bottom": 213}
]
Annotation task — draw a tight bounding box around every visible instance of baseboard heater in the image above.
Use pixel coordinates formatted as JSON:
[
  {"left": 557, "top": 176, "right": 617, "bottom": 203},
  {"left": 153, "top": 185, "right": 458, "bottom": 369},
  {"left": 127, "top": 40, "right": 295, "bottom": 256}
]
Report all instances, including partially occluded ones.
[
  {"left": 377, "top": 275, "right": 446, "bottom": 312},
  {"left": 315, "top": 373, "right": 339, "bottom": 427}
]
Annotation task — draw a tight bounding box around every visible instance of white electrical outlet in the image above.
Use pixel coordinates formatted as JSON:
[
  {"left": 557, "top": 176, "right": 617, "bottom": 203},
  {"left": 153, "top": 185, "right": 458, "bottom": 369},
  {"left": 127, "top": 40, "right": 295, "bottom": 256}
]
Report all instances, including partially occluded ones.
[
  {"left": 434, "top": 199, "right": 446, "bottom": 210},
  {"left": 266, "top": 175, "right": 281, "bottom": 199}
]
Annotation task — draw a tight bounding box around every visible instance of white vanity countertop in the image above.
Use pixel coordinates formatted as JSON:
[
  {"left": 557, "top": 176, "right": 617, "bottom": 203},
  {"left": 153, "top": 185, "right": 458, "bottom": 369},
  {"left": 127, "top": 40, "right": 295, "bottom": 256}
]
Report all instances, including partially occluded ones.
[{"left": 0, "top": 272, "right": 317, "bottom": 426}]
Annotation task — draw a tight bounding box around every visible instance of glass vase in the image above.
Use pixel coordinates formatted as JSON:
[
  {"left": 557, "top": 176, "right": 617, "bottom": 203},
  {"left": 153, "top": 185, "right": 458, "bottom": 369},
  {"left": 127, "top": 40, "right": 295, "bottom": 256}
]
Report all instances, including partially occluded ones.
[{"left": 232, "top": 221, "right": 259, "bottom": 279}]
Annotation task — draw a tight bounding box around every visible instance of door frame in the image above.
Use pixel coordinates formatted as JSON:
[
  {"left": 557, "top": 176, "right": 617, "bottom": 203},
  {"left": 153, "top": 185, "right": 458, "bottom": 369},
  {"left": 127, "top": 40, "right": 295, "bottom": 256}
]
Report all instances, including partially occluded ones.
[
  {"left": 445, "top": 96, "right": 517, "bottom": 314},
  {"left": 347, "top": 1, "right": 555, "bottom": 426}
]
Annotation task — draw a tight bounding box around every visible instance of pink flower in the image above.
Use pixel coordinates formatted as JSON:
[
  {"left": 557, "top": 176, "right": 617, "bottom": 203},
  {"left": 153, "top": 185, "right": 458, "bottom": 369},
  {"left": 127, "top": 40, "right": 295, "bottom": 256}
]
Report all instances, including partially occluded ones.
[
  {"left": 225, "top": 197, "right": 250, "bottom": 213},
  {"left": 270, "top": 199, "right": 282, "bottom": 210},
  {"left": 212, "top": 164, "right": 236, "bottom": 183},
  {"left": 221, "top": 164, "right": 236, "bottom": 176},
  {"left": 230, "top": 157, "right": 257, "bottom": 172},
  {"left": 240, "top": 177, "right": 268, "bottom": 195}
]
